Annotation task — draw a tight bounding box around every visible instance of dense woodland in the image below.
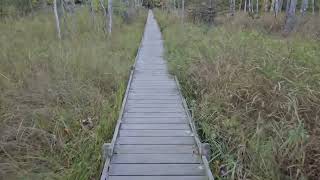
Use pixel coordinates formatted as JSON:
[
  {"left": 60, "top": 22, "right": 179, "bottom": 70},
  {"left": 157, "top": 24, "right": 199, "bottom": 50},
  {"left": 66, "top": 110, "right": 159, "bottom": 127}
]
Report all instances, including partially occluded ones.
[{"left": 0, "top": 0, "right": 319, "bottom": 179}]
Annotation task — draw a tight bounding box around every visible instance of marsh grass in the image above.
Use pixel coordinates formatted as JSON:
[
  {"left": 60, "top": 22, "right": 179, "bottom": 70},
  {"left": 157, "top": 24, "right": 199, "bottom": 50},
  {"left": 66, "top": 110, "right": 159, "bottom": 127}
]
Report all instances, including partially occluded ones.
[
  {"left": 0, "top": 8, "right": 146, "bottom": 179},
  {"left": 156, "top": 11, "right": 320, "bottom": 180}
]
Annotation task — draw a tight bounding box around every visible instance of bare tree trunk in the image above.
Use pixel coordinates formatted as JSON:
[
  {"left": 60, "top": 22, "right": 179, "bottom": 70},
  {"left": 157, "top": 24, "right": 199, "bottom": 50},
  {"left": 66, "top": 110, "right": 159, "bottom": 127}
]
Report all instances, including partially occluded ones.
[
  {"left": 311, "top": 0, "right": 315, "bottom": 14},
  {"left": 182, "top": 0, "right": 185, "bottom": 22},
  {"left": 108, "top": 0, "right": 113, "bottom": 34},
  {"left": 286, "top": 0, "right": 290, "bottom": 13},
  {"left": 100, "top": 0, "right": 108, "bottom": 33},
  {"left": 311, "top": 0, "right": 315, "bottom": 15},
  {"left": 264, "top": 0, "right": 270, "bottom": 12},
  {"left": 279, "top": 0, "right": 284, "bottom": 11},
  {"left": 90, "top": 0, "right": 95, "bottom": 26},
  {"left": 300, "top": 0, "right": 308, "bottom": 16},
  {"left": 284, "top": 0, "right": 297, "bottom": 33},
  {"left": 53, "top": 0, "right": 62, "bottom": 39},
  {"left": 270, "top": 0, "right": 275, "bottom": 11},
  {"left": 257, "top": 0, "right": 259, "bottom": 13},
  {"left": 244, "top": 0, "right": 247, "bottom": 12},
  {"left": 239, "top": 0, "right": 243, "bottom": 11},
  {"left": 275, "top": 0, "right": 279, "bottom": 17},
  {"left": 230, "top": 0, "right": 236, "bottom": 15}
]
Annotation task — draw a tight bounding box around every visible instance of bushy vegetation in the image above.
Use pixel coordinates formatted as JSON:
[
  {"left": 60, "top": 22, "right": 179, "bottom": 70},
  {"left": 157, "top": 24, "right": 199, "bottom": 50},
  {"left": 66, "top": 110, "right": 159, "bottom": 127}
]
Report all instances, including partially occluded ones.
[
  {"left": 0, "top": 8, "right": 146, "bottom": 179},
  {"left": 156, "top": 11, "right": 320, "bottom": 180}
]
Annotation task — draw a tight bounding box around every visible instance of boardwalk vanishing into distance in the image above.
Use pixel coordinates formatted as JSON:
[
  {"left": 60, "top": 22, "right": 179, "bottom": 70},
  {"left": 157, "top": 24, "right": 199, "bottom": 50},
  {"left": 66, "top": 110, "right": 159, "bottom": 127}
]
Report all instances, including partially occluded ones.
[{"left": 100, "top": 10, "right": 214, "bottom": 180}]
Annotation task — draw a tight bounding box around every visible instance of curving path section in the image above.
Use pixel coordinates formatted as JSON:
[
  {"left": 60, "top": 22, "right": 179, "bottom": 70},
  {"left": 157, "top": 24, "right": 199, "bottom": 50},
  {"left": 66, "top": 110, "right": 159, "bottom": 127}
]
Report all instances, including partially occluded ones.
[{"left": 100, "top": 10, "right": 213, "bottom": 180}]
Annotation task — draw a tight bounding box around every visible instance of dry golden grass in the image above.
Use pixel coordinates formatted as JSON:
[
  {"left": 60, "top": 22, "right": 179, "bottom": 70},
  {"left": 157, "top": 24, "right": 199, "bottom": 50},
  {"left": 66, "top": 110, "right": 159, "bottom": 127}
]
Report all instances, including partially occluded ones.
[
  {"left": 156, "top": 10, "right": 320, "bottom": 180},
  {"left": 0, "top": 8, "right": 146, "bottom": 179}
]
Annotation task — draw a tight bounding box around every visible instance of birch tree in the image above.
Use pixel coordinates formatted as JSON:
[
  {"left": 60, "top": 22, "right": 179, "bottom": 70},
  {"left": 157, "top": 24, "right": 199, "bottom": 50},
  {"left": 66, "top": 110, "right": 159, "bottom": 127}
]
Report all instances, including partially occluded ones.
[
  {"left": 264, "top": 0, "right": 270, "bottom": 12},
  {"left": 53, "top": 0, "right": 61, "bottom": 39},
  {"left": 284, "top": 0, "right": 297, "bottom": 33},
  {"left": 182, "top": 0, "right": 185, "bottom": 22},
  {"left": 300, "top": 0, "right": 308, "bottom": 16},
  {"left": 108, "top": 0, "right": 112, "bottom": 34},
  {"left": 230, "top": 0, "right": 236, "bottom": 16},
  {"left": 100, "top": 0, "right": 108, "bottom": 32},
  {"left": 90, "top": 0, "right": 95, "bottom": 26},
  {"left": 311, "top": 0, "right": 314, "bottom": 14}
]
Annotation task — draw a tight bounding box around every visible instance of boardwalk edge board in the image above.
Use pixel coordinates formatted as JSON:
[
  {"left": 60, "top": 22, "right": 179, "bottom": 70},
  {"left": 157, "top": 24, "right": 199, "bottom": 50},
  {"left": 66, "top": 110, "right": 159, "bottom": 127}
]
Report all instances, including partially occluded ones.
[{"left": 174, "top": 76, "right": 214, "bottom": 180}]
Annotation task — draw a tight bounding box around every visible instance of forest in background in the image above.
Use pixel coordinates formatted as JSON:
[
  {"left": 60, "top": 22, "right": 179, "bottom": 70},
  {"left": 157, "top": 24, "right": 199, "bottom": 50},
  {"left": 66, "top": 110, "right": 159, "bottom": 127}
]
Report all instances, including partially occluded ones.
[
  {"left": 0, "top": 1, "right": 146, "bottom": 179},
  {"left": 156, "top": 0, "right": 319, "bottom": 179}
]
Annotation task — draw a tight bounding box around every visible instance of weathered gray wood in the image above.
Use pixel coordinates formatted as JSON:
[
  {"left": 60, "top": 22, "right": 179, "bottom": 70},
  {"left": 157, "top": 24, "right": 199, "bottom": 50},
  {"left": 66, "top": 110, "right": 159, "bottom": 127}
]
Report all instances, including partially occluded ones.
[
  {"left": 119, "top": 130, "right": 193, "bottom": 136},
  {"left": 109, "top": 164, "right": 206, "bottom": 176},
  {"left": 117, "top": 137, "right": 195, "bottom": 145},
  {"left": 126, "top": 104, "right": 184, "bottom": 108},
  {"left": 111, "top": 154, "right": 201, "bottom": 164},
  {"left": 114, "top": 145, "right": 196, "bottom": 154},
  {"left": 128, "top": 96, "right": 181, "bottom": 100},
  {"left": 122, "top": 117, "right": 187, "bottom": 124},
  {"left": 120, "top": 124, "right": 189, "bottom": 130},
  {"left": 109, "top": 176, "right": 207, "bottom": 180},
  {"left": 123, "top": 112, "right": 186, "bottom": 118},
  {"left": 125, "top": 108, "right": 184, "bottom": 113}
]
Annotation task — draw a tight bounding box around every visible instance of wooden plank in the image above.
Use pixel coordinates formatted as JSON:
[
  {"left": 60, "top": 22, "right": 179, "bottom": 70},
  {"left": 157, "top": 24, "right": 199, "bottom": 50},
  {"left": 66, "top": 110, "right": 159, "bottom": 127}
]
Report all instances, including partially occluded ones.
[
  {"left": 120, "top": 124, "right": 189, "bottom": 130},
  {"left": 111, "top": 154, "right": 201, "bottom": 164},
  {"left": 125, "top": 108, "right": 184, "bottom": 113},
  {"left": 123, "top": 117, "right": 187, "bottom": 124},
  {"left": 109, "top": 176, "right": 207, "bottom": 180},
  {"left": 123, "top": 112, "right": 186, "bottom": 118},
  {"left": 114, "top": 145, "right": 196, "bottom": 154},
  {"left": 128, "top": 96, "right": 181, "bottom": 100},
  {"left": 109, "top": 164, "right": 206, "bottom": 176},
  {"left": 126, "top": 99, "right": 180, "bottom": 103},
  {"left": 126, "top": 104, "right": 184, "bottom": 108},
  {"left": 119, "top": 130, "right": 193, "bottom": 137},
  {"left": 117, "top": 137, "right": 195, "bottom": 145}
]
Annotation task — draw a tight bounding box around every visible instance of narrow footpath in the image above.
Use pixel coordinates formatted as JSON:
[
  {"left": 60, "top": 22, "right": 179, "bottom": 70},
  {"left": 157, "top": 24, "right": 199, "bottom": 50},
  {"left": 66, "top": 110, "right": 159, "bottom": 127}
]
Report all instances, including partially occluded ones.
[{"left": 101, "top": 10, "right": 214, "bottom": 180}]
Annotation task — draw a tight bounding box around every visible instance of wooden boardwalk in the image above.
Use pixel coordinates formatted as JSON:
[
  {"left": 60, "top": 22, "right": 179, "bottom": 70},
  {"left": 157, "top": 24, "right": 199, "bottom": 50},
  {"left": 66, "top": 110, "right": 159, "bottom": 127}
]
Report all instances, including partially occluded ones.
[{"left": 100, "top": 10, "right": 214, "bottom": 180}]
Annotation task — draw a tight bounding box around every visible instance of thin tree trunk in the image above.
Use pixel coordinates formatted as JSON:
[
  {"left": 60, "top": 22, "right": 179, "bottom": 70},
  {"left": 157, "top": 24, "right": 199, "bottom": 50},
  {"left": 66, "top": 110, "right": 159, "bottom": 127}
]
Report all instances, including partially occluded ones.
[
  {"left": 257, "top": 0, "right": 259, "bottom": 13},
  {"left": 264, "top": 0, "right": 269, "bottom": 12},
  {"left": 100, "top": 0, "right": 108, "bottom": 32},
  {"left": 311, "top": 0, "right": 314, "bottom": 14},
  {"left": 108, "top": 0, "right": 113, "bottom": 34},
  {"left": 286, "top": 0, "right": 290, "bottom": 13},
  {"left": 239, "top": 0, "right": 243, "bottom": 11},
  {"left": 182, "top": 0, "right": 185, "bottom": 22},
  {"left": 284, "top": 0, "right": 297, "bottom": 33},
  {"left": 244, "top": 0, "right": 247, "bottom": 12},
  {"left": 275, "top": 0, "right": 279, "bottom": 17},
  {"left": 90, "top": 0, "right": 95, "bottom": 26},
  {"left": 300, "top": 0, "right": 308, "bottom": 16},
  {"left": 53, "top": 0, "right": 62, "bottom": 39},
  {"left": 279, "top": 0, "right": 284, "bottom": 11}
]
